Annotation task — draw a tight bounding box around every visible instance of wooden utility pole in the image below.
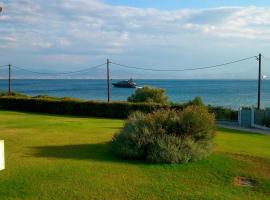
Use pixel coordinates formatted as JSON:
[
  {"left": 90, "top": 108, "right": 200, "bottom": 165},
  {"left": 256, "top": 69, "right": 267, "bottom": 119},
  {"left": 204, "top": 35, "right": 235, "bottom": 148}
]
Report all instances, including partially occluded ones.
[
  {"left": 257, "top": 53, "right": 262, "bottom": 110},
  {"left": 107, "top": 59, "right": 110, "bottom": 102},
  {"left": 8, "top": 64, "right": 11, "bottom": 95}
]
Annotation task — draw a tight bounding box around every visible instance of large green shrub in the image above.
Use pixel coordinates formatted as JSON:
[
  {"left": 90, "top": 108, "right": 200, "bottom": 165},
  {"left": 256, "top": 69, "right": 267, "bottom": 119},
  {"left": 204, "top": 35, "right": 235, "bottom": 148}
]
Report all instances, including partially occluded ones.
[
  {"left": 127, "top": 86, "right": 168, "bottom": 104},
  {"left": 111, "top": 106, "right": 216, "bottom": 163}
]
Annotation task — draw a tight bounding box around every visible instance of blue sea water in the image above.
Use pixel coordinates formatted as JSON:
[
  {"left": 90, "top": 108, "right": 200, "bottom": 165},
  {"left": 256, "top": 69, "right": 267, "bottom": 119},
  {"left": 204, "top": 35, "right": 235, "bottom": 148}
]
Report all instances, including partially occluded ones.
[{"left": 0, "top": 79, "right": 269, "bottom": 109}]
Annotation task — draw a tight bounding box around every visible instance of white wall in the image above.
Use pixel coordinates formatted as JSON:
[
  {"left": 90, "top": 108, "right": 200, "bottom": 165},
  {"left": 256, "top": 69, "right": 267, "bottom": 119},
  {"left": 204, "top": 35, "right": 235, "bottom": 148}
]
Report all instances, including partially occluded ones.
[{"left": 0, "top": 140, "right": 4, "bottom": 171}]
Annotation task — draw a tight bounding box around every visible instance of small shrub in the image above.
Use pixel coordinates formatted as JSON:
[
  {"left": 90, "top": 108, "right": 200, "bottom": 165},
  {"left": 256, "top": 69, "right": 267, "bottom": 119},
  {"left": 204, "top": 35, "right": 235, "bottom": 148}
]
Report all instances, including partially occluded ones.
[
  {"left": 60, "top": 97, "right": 82, "bottom": 102},
  {"left": 127, "top": 86, "right": 168, "bottom": 104},
  {"left": 111, "top": 106, "right": 215, "bottom": 163},
  {"left": 33, "top": 95, "right": 60, "bottom": 100},
  {"left": 184, "top": 96, "right": 204, "bottom": 106},
  {"left": 263, "top": 116, "right": 270, "bottom": 128},
  {"left": 0, "top": 91, "right": 28, "bottom": 97}
]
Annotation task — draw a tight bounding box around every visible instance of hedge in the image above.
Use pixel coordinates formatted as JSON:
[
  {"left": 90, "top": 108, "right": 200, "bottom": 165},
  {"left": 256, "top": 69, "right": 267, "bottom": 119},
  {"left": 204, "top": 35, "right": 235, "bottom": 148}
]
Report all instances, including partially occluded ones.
[{"left": 0, "top": 96, "right": 237, "bottom": 120}]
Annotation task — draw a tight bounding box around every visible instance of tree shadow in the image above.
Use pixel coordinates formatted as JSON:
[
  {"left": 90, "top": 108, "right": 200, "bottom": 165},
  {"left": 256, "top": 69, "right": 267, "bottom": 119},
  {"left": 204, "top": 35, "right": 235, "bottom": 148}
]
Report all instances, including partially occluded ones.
[
  {"left": 105, "top": 127, "right": 122, "bottom": 130},
  {"left": 27, "top": 143, "right": 143, "bottom": 165}
]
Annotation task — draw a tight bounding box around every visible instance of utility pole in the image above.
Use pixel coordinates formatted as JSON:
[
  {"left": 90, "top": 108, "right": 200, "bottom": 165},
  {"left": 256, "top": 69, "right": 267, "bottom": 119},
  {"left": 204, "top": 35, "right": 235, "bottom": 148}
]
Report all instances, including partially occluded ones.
[
  {"left": 8, "top": 64, "right": 11, "bottom": 95},
  {"left": 257, "top": 53, "right": 262, "bottom": 110},
  {"left": 107, "top": 59, "right": 110, "bottom": 102}
]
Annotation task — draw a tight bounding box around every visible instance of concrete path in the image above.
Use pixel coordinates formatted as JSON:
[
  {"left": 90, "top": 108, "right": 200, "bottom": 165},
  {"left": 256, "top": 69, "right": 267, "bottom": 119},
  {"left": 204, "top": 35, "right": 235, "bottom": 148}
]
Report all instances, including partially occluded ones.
[{"left": 217, "top": 124, "right": 270, "bottom": 136}]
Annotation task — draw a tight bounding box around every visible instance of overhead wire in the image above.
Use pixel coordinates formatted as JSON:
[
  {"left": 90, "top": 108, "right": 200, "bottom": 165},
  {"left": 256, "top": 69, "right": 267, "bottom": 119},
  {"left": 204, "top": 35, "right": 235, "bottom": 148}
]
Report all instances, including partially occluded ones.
[
  {"left": 0, "top": 55, "right": 258, "bottom": 75},
  {"left": 11, "top": 63, "right": 107, "bottom": 75},
  {"left": 110, "top": 56, "right": 257, "bottom": 72}
]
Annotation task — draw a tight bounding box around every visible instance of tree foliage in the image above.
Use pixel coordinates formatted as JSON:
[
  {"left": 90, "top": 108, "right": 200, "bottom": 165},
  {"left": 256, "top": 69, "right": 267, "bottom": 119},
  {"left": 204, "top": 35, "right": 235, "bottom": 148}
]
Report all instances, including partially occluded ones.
[{"left": 127, "top": 86, "right": 168, "bottom": 104}]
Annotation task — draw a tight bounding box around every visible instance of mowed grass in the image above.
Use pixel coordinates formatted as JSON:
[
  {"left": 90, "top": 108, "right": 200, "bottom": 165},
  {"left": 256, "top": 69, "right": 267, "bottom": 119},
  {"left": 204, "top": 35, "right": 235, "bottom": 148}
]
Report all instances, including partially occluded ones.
[{"left": 0, "top": 111, "right": 269, "bottom": 200}]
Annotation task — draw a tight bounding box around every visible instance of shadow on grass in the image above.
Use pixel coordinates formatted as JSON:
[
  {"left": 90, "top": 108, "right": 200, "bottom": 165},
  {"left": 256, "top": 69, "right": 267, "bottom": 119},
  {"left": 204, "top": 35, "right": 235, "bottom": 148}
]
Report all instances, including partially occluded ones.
[
  {"left": 27, "top": 143, "right": 142, "bottom": 165},
  {"left": 105, "top": 127, "right": 122, "bottom": 130}
]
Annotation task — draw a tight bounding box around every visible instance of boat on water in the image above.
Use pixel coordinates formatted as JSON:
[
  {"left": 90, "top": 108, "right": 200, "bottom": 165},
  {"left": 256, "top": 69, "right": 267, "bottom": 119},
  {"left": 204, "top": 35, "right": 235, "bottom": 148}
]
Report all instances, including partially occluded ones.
[{"left": 112, "top": 78, "right": 137, "bottom": 88}]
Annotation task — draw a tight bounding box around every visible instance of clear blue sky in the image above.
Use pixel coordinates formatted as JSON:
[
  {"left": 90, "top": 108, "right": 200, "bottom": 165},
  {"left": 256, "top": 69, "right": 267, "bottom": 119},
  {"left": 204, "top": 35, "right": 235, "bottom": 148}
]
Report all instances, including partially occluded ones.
[{"left": 105, "top": 0, "right": 270, "bottom": 9}]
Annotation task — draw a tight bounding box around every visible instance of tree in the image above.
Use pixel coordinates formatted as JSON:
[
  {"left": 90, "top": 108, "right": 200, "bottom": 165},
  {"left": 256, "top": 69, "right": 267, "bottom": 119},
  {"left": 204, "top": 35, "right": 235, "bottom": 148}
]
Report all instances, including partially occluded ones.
[{"left": 127, "top": 86, "right": 168, "bottom": 104}]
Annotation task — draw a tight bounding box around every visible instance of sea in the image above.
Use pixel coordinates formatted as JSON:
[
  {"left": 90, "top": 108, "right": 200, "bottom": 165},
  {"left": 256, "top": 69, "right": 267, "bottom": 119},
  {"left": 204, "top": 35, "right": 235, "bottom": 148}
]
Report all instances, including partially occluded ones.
[{"left": 0, "top": 79, "right": 269, "bottom": 109}]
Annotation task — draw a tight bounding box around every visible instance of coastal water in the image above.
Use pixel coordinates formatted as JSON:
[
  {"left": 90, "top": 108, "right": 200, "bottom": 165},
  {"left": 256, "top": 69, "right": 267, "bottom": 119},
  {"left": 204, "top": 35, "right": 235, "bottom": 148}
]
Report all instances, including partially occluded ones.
[{"left": 0, "top": 79, "right": 269, "bottom": 109}]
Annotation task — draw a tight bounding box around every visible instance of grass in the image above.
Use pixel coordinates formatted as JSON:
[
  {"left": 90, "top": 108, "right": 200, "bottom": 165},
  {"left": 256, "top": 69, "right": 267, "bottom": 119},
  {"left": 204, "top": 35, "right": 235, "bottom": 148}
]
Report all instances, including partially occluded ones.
[{"left": 0, "top": 110, "right": 269, "bottom": 200}]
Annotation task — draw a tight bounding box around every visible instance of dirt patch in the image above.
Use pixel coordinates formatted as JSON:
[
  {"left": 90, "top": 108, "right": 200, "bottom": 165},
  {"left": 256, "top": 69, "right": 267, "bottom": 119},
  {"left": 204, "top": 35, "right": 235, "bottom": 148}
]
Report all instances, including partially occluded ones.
[
  {"left": 229, "top": 153, "right": 270, "bottom": 179},
  {"left": 234, "top": 176, "right": 257, "bottom": 187}
]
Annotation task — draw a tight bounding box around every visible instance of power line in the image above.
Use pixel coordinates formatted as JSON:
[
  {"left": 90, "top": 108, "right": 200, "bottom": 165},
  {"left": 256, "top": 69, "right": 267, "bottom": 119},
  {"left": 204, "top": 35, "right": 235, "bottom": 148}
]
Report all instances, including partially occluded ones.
[
  {"left": 12, "top": 63, "right": 106, "bottom": 75},
  {"left": 0, "top": 55, "right": 257, "bottom": 75},
  {"left": 111, "top": 56, "right": 256, "bottom": 72}
]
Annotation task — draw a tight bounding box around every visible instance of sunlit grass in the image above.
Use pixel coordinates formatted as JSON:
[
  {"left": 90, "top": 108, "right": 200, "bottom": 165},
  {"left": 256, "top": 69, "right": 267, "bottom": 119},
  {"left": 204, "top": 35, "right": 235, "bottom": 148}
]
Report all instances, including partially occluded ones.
[{"left": 0, "top": 110, "right": 269, "bottom": 200}]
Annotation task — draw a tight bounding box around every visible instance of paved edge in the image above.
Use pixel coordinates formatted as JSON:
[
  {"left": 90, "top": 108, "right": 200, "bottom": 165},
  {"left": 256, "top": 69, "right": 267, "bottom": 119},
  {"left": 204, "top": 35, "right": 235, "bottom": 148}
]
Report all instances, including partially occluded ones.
[{"left": 217, "top": 124, "right": 270, "bottom": 136}]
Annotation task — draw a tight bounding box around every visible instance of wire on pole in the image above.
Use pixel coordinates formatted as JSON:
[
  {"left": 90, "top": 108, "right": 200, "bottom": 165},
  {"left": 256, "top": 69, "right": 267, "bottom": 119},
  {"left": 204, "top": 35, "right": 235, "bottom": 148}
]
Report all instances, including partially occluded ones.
[
  {"left": 12, "top": 63, "right": 107, "bottom": 75},
  {"left": 107, "top": 59, "right": 110, "bottom": 102},
  {"left": 257, "top": 53, "right": 262, "bottom": 110},
  {"left": 110, "top": 56, "right": 257, "bottom": 72},
  {"left": 0, "top": 55, "right": 262, "bottom": 105}
]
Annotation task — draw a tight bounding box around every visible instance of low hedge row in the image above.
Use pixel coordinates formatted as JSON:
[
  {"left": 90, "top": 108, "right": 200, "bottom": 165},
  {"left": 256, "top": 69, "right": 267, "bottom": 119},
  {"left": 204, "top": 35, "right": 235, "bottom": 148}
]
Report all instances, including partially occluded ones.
[
  {"left": 208, "top": 105, "right": 238, "bottom": 121},
  {"left": 0, "top": 96, "right": 237, "bottom": 120},
  {"left": 0, "top": 96, "right": 172, "bottom": 119}
]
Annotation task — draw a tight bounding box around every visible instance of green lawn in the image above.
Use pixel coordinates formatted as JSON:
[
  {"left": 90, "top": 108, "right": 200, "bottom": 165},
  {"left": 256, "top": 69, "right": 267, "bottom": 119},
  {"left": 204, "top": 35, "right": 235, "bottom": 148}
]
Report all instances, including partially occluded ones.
[{"left": 0, "top": 110, "right": 269, "bottom": 200}]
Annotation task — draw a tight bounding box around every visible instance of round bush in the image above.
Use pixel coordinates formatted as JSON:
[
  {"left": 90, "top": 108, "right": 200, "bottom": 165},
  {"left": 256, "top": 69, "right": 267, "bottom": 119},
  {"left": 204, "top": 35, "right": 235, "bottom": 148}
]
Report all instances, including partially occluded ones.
[
  {"left": 111, "top": 106, "right": 216, "bottom": 163},
  {"left": 127, "top": 86, "right": 168, "bottom": 104}
]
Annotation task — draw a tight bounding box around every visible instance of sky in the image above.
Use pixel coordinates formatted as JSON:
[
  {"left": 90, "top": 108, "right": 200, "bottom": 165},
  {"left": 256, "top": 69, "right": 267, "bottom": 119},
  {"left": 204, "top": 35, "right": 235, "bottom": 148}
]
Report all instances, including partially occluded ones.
[
  {"left": 0, "top": 0, "right": 270, "bottom": 79},
  {"left": 106, "top": 0, "right": 270, "bottom": 9}
]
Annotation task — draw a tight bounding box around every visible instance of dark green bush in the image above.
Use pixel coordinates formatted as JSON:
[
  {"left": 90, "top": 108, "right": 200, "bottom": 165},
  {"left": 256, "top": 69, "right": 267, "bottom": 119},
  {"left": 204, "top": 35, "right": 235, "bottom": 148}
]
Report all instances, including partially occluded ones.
[
  {"left": 263, "top": 118, "right": 270, "bottom": 127},
  {"left": 264, "top": 108, "right": 270, "bottom": 128},
  {"left": 0, "top": 91, "right": 5, "bottom": 96},
  {"left": 111, "top": 106, "right": 216, "bottom": 163},
  {"left": 208, "top": 105, "right": 238, "bottom": 121},
  {"left": 33, "top": 95, "right": 59, "bottom": 100},
  {"left": 127, "top": 86, "right": 168, "bottom": 104},
  {"left": 0, "top": 91, "right": 28, "bottom": 97},
  {"left": 0, "top": 96, "right": 168, "bottom": 119},
  {"left": 0, "top": 96, "right": 237, "bottom": 121},
  {"left": 184, "top": 96, "right": 204, "bottom": 106}
]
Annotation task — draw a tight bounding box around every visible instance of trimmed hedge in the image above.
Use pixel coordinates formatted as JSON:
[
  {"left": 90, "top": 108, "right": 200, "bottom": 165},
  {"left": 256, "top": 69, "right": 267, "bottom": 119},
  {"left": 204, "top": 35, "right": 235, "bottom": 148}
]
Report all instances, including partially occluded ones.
[
  {"left": 0, "top": 96, "right": 172, "bottom": 119},
  {"left": 208, "top": 105, "right": 238, "bottom": 121},
  {"left": 0, "top": 96, "right": 237, "bottom": 120}
]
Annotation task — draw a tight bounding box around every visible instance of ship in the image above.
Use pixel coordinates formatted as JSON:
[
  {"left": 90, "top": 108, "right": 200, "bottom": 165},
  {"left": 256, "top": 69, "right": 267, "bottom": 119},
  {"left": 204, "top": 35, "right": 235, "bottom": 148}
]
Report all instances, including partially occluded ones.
[{"left": 112, "top": 78, "right": 137, "bottom": 88}]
